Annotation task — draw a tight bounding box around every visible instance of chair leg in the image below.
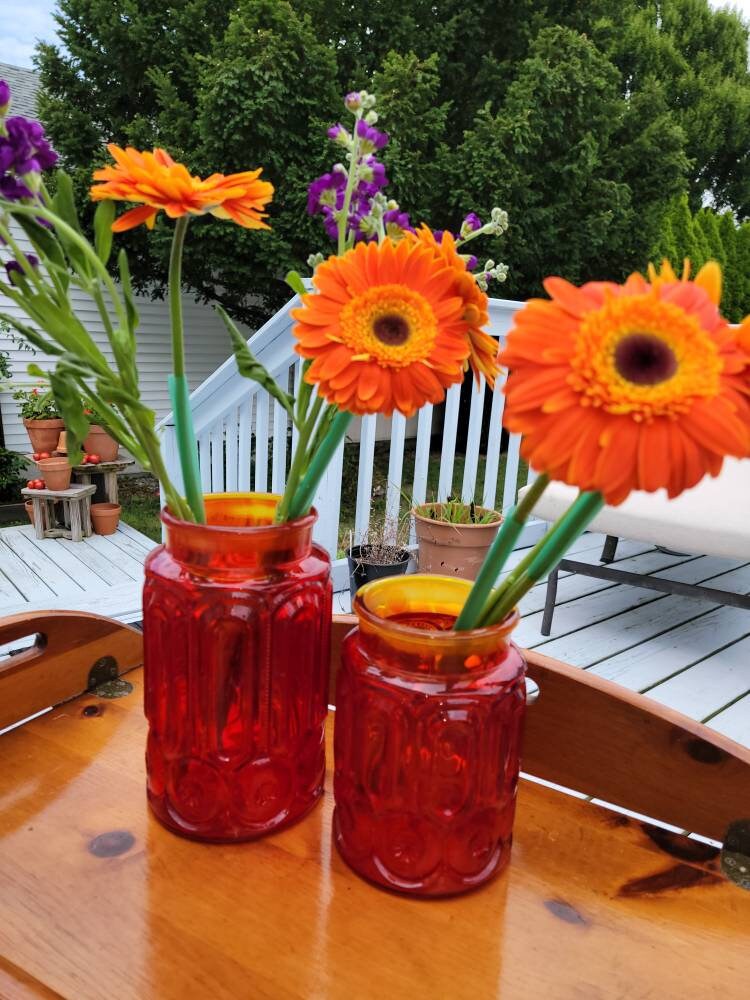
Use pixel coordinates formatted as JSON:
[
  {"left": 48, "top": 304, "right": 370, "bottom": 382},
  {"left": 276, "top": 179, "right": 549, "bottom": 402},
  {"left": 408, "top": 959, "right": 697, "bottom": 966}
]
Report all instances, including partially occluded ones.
[
  {"left": 601, "top": 534, "right": 618, "bottom": 564},
  {"left": 541, "top": 565, "right": 560, "bottom": 636}
]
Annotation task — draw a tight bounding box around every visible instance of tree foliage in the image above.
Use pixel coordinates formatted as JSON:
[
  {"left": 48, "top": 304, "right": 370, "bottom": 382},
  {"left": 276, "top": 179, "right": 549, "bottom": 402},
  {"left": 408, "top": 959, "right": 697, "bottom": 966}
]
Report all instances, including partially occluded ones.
[
  {"left": 650, "top": 196, "right": 750, "bottom": 321},
  {"left": 35, "top": 0, "right": 750, "bottom": 323}
]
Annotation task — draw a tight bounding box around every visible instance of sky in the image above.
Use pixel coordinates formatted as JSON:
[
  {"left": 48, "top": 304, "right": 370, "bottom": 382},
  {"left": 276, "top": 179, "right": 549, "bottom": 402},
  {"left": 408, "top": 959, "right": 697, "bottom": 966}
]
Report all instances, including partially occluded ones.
[{"left": 0, "top": 0, "right": 749, "bottom": 68}]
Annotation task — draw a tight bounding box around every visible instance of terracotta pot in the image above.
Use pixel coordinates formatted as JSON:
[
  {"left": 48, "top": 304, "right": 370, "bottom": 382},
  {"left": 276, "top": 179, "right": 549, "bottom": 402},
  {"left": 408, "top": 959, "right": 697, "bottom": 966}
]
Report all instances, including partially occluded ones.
[
  {"left": 23, "top": 418, "right": 64, "bottom": 454},
  {"left": 57, "top": 430, "right": 67, "bottom": 454},
  {"left": 37, "top": 457, "right": 72, "bottom": 492},
  {"left": 413, "top": 504, "right": 502, "bottom": 580},
  {"left": 91, "top": 502, "right": 121, "bottom": 535},
  {"left": 84, "top": 425, "right": 119, "bottom": 462},
  {"left": 24, "top": 500, "right": 35, "bottom": 525}
]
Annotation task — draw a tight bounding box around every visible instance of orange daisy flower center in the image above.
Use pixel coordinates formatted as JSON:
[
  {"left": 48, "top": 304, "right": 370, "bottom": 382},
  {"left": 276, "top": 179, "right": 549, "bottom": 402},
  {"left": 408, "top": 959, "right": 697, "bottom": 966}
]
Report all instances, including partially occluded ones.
[
  {"left": 569, "top": 293, "right": 722, "bottom": 421},
  {"left": 339, "top": 284, "right": 437, "bottom": 368}
]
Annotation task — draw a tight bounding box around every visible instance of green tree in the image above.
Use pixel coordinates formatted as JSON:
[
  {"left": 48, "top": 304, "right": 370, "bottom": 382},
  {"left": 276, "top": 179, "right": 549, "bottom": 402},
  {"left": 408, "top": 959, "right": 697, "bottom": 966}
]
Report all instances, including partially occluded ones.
[
  {"left": 34, "top": 0, "right": 750, "bottom": 320},
  {"left": 718, "top": 211, "right": 740, "bottom": 320}
]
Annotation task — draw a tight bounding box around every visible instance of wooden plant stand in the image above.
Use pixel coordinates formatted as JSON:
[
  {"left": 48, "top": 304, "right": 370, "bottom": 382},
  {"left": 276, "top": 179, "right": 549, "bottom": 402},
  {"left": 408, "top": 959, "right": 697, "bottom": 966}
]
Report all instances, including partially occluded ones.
[
  {"left": 72, "top": 457, "right": 134, "bottom": 505},
  {"left": 21, "top": 483, "right": 96, "bottom": 542}
]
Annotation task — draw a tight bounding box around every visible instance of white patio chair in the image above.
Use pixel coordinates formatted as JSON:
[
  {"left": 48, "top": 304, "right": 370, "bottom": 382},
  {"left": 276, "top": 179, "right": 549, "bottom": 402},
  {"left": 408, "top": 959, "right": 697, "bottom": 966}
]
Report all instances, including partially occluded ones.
[{"left": 519, "top": 458, "right": 750, "bottom": 635}]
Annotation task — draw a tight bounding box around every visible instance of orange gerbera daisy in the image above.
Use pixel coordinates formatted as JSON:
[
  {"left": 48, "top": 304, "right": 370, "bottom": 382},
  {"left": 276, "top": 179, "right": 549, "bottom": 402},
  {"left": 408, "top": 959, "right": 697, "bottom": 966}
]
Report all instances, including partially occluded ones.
[
  {"left": 292, "top": 239, "right": 471, "bottom": 417},
  {"left": 90, "top": 145, "right": 273, "bottom": 232},
  {"left": 408, "top": 226, "right": 500, "bottom": 388},
  {"left": 500, "top": 260, "right": 750, "bottom": 505}
]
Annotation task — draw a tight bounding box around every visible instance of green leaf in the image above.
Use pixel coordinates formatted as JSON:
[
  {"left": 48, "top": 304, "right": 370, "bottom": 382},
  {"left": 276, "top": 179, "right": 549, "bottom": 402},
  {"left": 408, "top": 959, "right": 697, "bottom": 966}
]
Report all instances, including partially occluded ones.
[
  {"left": 51, "top": 171, "right": 92, "bottom": 278},
  {"left": 117, "top": 249, "right": 140, "bottom": 332},
  {"left": 217, "top": 304, "right": 296, "bottom": 420},
  {"left": 51, "top": 171, "right": 82, "bottom": 234},
  {"left": 27, "top": 363, "right": 48, "bottom": 379},
  {"left": 14, "top": 214, "right": 69, "bottom": 291},
  {"left": 94, "top": 200, "right": 116, "bottom": 265},
  {"left": 0, "top": 307, "right": 63, "bottom": 356},
  {"left": 285, "top": 270, "right": 308, "bottom": 298},
  {"left": 49, "top": 367, "right": 90, "bottom": 466}
]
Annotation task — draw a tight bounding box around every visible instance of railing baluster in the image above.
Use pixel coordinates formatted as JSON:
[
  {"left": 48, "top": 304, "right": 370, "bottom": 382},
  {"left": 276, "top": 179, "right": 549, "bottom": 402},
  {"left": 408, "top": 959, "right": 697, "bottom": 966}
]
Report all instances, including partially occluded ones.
[
  {"left": 210, "top": 423, "right": 224, "bottom": 493},
  {"left": 291, "top": 360, "right": 302, "bottom": 456},
  {"left": 385, "top": 413, "right": 406, "bottom": 534},
  {"left": 437, "top": 383, "right": 461, "bottom": 502},
  {"left": 225, "top": 407, "right": 239, "bottom": 492},
  {"left": 312, "top": 433, "right": 346, "bottom": 558},
  {"left": 198, "top": 433, "right": 211, "bottom": 493},
  {"left": 353, "top": 415, "right": 377, "bottom": 544},
  {"left": 238, "top": 398, "right": 251, "bottom": 492},
  {"left": 461, "top": 376, "right": 486, "bottom": 503},
  {"left": 502, "top": 432, "right": 522, "bottom": 512},
  {"left": 255, "top": 393, "right": 269, "bottom": 492},
  {"left": 272, "top": 396, "right": 288, "bottom": 494},
  {"left": 482, "top": 372, "right": 507, "bottom": 511},
  {"left": 411, "top": 404, "right": 433, "bottom": 508}
]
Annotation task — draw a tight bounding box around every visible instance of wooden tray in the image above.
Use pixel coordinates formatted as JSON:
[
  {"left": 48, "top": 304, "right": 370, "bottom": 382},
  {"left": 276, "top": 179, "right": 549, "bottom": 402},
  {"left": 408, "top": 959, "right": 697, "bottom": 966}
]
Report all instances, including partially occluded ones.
[{"left": 0, "top": 612, "right": 748, "bottom": 999}]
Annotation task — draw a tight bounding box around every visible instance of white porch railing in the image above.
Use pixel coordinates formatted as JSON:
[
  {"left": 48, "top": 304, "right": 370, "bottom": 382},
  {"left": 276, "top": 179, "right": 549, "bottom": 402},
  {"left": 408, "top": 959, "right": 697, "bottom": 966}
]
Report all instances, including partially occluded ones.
[{"left": 159, "top": 296, "right": 545, "bottom": 592}]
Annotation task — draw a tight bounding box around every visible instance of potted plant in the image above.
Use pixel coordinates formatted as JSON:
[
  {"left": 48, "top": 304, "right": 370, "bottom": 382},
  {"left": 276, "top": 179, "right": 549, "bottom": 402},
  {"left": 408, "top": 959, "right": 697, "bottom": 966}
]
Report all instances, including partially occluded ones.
[
  {"left": 13, "top": 386, "right": 64, "bottom": 454},
  {"left": 91, "top": 501, "right": 121, "bottom": 535},
  {"left": 83, "top": 404, "right": 119, "bottom": 462},
  {"left": 413, "top": 497, "right": 502, "bottom": 580},
  {"left": 346, "top": 515, "right": 411, "bottom": 599}
]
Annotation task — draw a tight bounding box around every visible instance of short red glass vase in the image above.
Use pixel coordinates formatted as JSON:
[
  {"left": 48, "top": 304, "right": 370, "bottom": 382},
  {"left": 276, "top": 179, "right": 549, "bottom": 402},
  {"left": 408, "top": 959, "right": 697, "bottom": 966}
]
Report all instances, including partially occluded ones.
[
  {"left": 143, "top": 493, "right": 332, "bottom": 842},
  {"left": 334, "top": 574, "right": 526, "bottom": 896}
]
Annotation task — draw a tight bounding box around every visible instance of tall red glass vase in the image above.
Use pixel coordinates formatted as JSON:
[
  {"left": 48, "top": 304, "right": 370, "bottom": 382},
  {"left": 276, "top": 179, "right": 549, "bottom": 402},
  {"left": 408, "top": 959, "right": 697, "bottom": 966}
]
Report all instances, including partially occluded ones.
[
  {"left": 334, "top": 575, "right": 526, "bottom": 896},
  {"left": 143, "top": 493, "right": 332, "bottom": 842}
]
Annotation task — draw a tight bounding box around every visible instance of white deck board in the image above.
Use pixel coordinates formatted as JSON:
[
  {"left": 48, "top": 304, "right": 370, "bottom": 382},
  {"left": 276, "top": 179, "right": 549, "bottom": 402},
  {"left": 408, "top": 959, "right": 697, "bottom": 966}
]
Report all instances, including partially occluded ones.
[
  {"left": 2, "top": 522, "right": 748, "bottom": 747},
  {"left": 0, "top": 521, "right": 154, "bottom": 622}
]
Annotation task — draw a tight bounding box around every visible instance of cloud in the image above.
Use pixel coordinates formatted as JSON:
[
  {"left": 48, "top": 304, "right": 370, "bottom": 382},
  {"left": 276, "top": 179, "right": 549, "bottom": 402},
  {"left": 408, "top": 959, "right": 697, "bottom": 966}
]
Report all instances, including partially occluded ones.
[{"left": 0, "top": 0, "right": 59, "bottom": 68}]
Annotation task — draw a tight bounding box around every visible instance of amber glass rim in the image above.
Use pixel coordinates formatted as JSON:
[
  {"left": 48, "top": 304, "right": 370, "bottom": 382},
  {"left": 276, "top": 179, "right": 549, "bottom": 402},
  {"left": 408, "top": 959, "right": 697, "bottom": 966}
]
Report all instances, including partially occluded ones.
[
  {"left": 161, "top": 492, "right": 317, "bottom": 538},
  {"left": 353, "top": 573, "right": 519, "bottom": 645}
]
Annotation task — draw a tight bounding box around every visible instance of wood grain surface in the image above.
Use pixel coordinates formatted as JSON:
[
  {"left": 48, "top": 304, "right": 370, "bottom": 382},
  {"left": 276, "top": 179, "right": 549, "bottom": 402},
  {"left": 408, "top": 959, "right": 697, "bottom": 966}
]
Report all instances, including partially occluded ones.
[
  {"left": 0, "top": 611, "right": 143, "bottom": 731},
  {"left": 0, "top": 666, "right": 747, "bottom": 1000}
]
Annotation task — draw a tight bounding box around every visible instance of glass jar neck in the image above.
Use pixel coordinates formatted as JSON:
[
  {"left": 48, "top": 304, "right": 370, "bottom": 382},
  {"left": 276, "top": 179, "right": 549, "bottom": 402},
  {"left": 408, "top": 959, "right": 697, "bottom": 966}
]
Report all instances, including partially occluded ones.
[
  {"left": 353, "top": 574, "right": 519, "bottom": 677},
  {"left": 162, "top": 493, "right": 316, "bottom": 578}
]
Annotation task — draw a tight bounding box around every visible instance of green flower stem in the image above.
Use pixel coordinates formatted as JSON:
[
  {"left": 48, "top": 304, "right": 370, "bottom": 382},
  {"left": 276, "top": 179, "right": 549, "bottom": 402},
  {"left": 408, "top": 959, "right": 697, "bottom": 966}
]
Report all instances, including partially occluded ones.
[
  {"left": 337, "top": 119, "right": 363, "bottom": 255},
  {"left": 169, "top": 218, "right": 189, "bottom": 377},
  {"left": 454, "top": 473, "right": 549, "bottom": 630},
  {"left": 287, "top": 410, "right": 352, "bottom": 521},
  {"left": 275, "top": 394, "right": 324, "bottom": 523},
  {"left": 478, "top": 491, "right": 605, "bottom": 627},
  {"left": 167, "top": 217, "right": 204, "bottom": 524}
]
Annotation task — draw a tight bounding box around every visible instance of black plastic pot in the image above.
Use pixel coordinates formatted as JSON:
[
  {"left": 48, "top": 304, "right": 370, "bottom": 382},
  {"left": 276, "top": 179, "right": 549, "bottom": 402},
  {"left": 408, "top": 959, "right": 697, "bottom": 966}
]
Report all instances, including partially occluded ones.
[{"left": 347, "top": 544, "right": 411, "bottom": 599}]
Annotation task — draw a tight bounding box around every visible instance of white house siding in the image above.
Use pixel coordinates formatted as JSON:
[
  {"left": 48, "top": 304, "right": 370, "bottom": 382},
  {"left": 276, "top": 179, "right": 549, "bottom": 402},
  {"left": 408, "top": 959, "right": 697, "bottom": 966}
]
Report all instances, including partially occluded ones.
[{"left": 0, "top": 224, "right": 242, "bottom": 455}]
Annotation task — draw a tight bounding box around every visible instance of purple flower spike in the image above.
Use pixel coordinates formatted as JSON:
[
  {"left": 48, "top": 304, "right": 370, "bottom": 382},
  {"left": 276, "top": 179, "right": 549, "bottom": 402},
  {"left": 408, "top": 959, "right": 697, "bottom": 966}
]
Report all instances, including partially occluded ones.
[
  {"left": 307, "top": 170, "right": 347, "bottom": 215},
  {"left": 327, "top": 123, "right": 351, "bottom": 145},
  {"left": 0, "top": 175, "right": 33, "bottom": 201},
  {"left": 356, "top": 118, "right": 388, "bottom": 152},
  {"left": 384, "top": 208, "right": 414, "bottom": 234},
  {"left": 462, "top": 212, "right": 482, "bottom": 232},
  {"left": 5, "top": 253, "right": 39, "bottom": 281},
  {"left": 466, "top": 255, "right": 478, "bottom": 271},
  {"left": 0, "top": 80, "right": 10, "bottom": 115}
]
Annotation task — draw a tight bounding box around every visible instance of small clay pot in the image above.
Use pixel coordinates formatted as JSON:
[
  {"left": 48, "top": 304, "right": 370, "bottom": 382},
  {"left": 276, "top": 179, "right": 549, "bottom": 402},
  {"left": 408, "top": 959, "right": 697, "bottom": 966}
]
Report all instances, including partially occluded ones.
[
  {"left": 24, "top": 499, "right": 35, "bottom": 525},
  {"left": 413, "top": 504, "right": 502, "bottom": 580},
  {"left": 57, "top": 430, "right": 67, "bottom": 454},
  {"left": 23, "top": 418, "right": 64, "bottom": 454},
  {"left": 91, "top": 502, "right": 121, "bottom": 535},
  {"left": 37, "top": 457, "right": 72, "bottom": 492},
  {"left": 83, "top": 425, "right": 119, "bottom": 462}
]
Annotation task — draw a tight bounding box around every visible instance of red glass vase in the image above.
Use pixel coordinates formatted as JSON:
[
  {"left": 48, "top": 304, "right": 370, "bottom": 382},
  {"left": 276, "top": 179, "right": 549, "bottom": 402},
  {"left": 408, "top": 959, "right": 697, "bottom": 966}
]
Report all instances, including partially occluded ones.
[
  {"left": 143, "top": 493, "right": 332, "bottom": 842},
  {"left": 334, "top": 574, "right": 526, "bottom": 896}
]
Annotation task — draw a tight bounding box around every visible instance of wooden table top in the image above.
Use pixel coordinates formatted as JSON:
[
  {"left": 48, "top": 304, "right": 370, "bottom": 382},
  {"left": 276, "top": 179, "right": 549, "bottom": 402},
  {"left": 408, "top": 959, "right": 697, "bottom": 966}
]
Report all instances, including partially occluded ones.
[{"left": 0, "top": 667, "right": 747, "bottom": 1000}]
